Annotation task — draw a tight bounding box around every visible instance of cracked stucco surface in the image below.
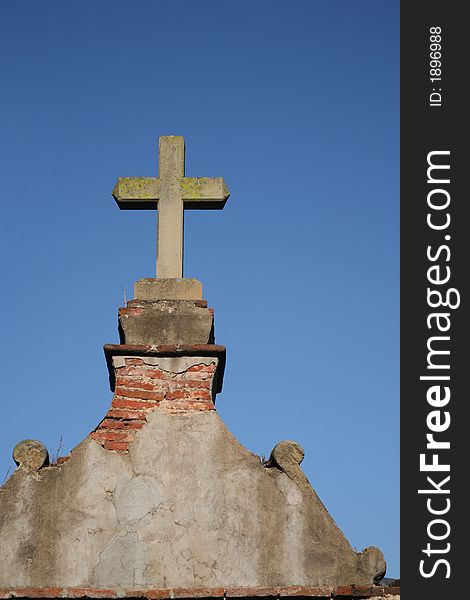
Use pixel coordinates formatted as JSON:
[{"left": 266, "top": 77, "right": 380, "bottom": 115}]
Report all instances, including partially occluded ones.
[{"left": 0, "top": 410, "right": 379, "bottom": 588}]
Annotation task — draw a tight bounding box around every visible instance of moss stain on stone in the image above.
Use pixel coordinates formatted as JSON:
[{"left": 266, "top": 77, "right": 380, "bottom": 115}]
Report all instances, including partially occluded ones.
[{"left": 179, "top": 177, "right": 208, "bottom": 198}]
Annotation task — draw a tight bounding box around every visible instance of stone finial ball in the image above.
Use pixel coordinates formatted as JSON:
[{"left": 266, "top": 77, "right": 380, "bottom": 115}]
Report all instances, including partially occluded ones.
[
  {"left": 360, "top": 546, "right": 387, "bottom": 584},
  {"left": 13, "top": 439, "right": 49, "bottom": 472},
  {"left": 270, "top": 440, "right": 305, "bottom": 469}
]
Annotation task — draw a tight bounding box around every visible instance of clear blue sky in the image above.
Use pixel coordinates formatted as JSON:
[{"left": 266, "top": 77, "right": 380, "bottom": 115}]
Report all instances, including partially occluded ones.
[{"left": 0, "top": 1, "right": 399, "bottom": 578}]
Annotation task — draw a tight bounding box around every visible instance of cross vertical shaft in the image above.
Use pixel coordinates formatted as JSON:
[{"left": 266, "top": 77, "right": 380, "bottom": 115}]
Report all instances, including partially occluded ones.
[{"left": 157, "top": 137, "right": 185, "bottom": 278}]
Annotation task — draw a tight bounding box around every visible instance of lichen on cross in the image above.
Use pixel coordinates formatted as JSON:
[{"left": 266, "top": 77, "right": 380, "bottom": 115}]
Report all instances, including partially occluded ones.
[{"left": 113, "top": 136, "right": 230, "bottom": 278}]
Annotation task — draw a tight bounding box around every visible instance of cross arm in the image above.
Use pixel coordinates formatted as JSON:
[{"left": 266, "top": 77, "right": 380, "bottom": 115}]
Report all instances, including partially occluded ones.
[
  {"left": 180, "top": 177, "right": 230, "bottom": 209},
  {"left": 112, "top": 177, "right": 161, "bottom": 209}
]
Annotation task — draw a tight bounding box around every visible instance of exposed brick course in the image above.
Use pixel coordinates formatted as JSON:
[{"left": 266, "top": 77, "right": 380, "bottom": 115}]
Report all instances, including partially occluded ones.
[
  {"left": 99, "top": 419, "right": 145, "bottom": 430},
  {"left": 159, "top": 400, "right": 214, "bottom": 413},
  {"left": 90, "top": 359, "right": 217, "bottom": 453},
  {"left": 165, "top": 390, "right": 189, "bottom": 400},
  {"left": 90, "top": 431, "right": 133, "bottom": 442},
  {"left": 112, "top": 398, "right": 157, "bottom": 410},
  {"left": 116, "top": 377, "right": 159, "bottom": 391},
  {"left": 103, "top": 441, "right": 130, "bottom": 451},
  {"left": 125, "top": 358, "right": 146, "bottom": 366},
  {"left": 118, "top": 307, "right": 144, "bottom": 317},
  {"left": 106, "top": 409, "right": 148, "bottom": 420},
  {"left": 187, "top": 363, "right": 217, "bottom": 373},
  {"left": 0, "top": 586, "right": 400, "bottom": 599},
  {"left": 173, "top": 379, "right": 211, "bottom": 389},
  {"left": 114, "top": 388, "right": 165, "bottom": 401}
]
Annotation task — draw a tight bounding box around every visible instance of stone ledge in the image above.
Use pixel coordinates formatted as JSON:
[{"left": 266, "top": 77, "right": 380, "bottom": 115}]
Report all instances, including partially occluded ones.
[
  {"left": 134, "top": 278, "right": 203, "bottom": 301},
  {"left": 104, "top": 344, "right": 226, "bottom": 394},
  {"left": 127, "top": 299, "right": 209, "bottom": 309},
  {"left": 118, "top": 301, "right": 214, "bottom": 346},
  {"left": 0, "top": 587, "right": 400, "bottom": 600}
]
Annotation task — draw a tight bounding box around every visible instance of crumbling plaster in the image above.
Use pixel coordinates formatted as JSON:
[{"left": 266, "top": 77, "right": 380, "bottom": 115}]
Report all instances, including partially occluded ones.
[{"left": 0, "top": 409, "right": 384, "bottom": 589}]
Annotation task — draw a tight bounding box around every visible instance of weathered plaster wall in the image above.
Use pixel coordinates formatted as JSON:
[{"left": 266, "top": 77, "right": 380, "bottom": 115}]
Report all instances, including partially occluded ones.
[
  {"left": 0, "top": 354, "right": 385, "bottom": 590},
  {"left": 0, "top": 410, "right": 383, "bottom": 589}
]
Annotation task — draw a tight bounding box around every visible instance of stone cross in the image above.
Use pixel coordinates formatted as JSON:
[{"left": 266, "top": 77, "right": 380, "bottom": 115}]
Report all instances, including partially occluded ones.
[{"left": 113, "top": 136, "right": 230, "bottom": 278}]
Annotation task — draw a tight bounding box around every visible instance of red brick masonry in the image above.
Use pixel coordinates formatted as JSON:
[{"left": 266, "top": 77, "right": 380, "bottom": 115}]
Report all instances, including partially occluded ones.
[
  {"left": 0, "top": 586, "right": 400, "bottom": 599},
  {"left": 90, "top": 358, "right": 217, "bottom": 452},
  {"left": 103, "top": 344, "right": 226, "bottom": 394}
]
